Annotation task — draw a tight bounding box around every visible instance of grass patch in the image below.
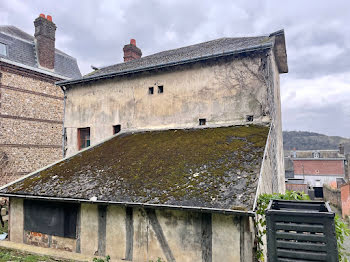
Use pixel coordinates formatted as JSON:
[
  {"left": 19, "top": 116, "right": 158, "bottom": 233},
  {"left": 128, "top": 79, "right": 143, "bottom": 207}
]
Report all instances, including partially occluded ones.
[
  {"left": 0, "top": 247, "right": 74, "bottom": 262},
  {"left": 0, "top": 221, "right": 8, "bottom": 235}
]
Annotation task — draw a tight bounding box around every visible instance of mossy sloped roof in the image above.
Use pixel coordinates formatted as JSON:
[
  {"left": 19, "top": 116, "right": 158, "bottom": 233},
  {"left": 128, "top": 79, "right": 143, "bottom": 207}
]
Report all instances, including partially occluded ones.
[{"left": 1, "top": 125, "right": 269, "bottom": 211}]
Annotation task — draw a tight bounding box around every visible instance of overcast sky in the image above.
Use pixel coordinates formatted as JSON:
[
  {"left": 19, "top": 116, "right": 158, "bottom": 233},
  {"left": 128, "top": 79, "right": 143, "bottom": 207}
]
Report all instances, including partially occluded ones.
[{"left": 1, "top": 0, "right": 350, "bottom": 137}]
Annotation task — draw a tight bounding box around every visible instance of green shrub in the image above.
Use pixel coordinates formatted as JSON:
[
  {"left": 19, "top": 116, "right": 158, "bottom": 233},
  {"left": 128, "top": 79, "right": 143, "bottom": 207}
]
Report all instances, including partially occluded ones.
[
  {"left": 149, "top": 258, "right": 165, "bottom": 262},
  {"left": 93, "top": 255, "right": 110, "bottom": 262},
  {"left": 335, "top": 214, "right": 350, "bottom": 262},
  {"left": 255, "top": 190, "right": 310, "bottom": 261}
]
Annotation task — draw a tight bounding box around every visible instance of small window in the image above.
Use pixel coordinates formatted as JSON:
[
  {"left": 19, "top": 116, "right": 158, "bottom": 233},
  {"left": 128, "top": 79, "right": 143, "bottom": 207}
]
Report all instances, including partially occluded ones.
[
  {"left": 246, "top": 115, "right": 254, "bottom": 122},
  {"left": 199, "top": 118, "right": 206, "bottom": 126},
  {"left": 312, "top": 152, "right": 320, "bottom": 158},
  {"left": 148, "top": 87, "right": 154, "bottom": 95},
  {"left": 0, "top": 43, "right": 7, "bottom": 56},
  {"left": 158, "top": 85, "right": 164, "bottom": 94},
  {"left": 78, "top": 127, "right": 90, "bottom": 150},
  {"left": 113, "top": 124, "right": 121, "bottom": 134}
]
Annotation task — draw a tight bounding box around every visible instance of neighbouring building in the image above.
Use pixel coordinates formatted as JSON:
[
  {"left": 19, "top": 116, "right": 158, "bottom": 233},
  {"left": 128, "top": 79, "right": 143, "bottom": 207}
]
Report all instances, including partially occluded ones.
[
  {"left": 284, "top": 146, "right": 346, "bottom": 197},
  {"left": 0, "top": 30, "right": 288, "bottom": 261},
  {"left": 341, "top": 182, "right": 350, "bottom": 219},
  {"left": 0, "top": 14, "right": 81, "bottom": 185}
]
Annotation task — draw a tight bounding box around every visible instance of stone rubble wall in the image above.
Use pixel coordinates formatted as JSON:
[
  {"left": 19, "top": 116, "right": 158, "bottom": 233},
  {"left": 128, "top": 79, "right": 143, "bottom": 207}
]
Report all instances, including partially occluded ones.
[
  {"left": 323, "top": 183, "right": 341, "bottom": 208},
  {"left": 1, "top": 71, "right": 62, "bottom": 97},
  {"left": 0, "top": 68, "right": 63, "bottom": 185},
  {"left": 1, "top": 87, "right": 63, "bottom": 120},
  {"left": 0, "top": 118, "right": 62, "bottom": 145}
]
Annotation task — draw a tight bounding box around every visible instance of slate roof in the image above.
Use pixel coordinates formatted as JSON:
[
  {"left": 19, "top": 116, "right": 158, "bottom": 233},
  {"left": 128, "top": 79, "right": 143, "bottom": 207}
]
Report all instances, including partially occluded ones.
[
  {"left": 88, "top": 36, "right": 272, "bottom": 78},
  {"left": 284, "top": 149, "right": 345, "bottom": 159},
  {"left": 0, "top": 25, "right": 81, "bottom": 79},
  {"left": 0, "top": 125, "right": 269, "bottom": 211},
  {"left": 57, "top": 31, "right": 285, "bottom": 86}
]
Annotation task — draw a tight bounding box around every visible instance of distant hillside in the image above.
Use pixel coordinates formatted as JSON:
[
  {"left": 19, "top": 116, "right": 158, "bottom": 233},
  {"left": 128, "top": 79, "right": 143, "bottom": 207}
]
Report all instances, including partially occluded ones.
[{"left": 283, "top": 131, "right": 350, "bottom": 153}]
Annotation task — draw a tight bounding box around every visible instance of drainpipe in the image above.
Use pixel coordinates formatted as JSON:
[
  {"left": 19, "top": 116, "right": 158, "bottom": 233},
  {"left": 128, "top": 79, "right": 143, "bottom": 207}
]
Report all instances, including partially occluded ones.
[{"left": 60, "top": 85, "right": 67, "bottom": 158}]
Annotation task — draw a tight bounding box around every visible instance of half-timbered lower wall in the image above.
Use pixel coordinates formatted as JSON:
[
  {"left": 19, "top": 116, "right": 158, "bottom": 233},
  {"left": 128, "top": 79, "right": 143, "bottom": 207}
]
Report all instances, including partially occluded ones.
[{"left": 9, "top": 198, "right": 255, "bottom": 262}]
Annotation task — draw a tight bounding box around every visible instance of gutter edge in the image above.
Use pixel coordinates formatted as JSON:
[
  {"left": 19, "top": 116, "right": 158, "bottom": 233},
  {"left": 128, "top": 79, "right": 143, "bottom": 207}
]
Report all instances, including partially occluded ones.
[{"left": 1, "top": 193, "right": 255, "bottom": 217}]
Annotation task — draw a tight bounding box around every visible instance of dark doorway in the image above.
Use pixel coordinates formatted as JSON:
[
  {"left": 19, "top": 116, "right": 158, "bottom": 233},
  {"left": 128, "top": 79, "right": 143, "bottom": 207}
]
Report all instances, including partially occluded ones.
[{"left": 314, "top": 187, "right": 324, "bottom": 198}]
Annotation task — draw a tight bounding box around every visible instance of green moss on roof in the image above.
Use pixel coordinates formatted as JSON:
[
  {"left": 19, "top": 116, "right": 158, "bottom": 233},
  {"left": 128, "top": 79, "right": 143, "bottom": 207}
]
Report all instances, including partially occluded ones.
[{"left": 3, "top": 125, "right": 269, "bottom": 211}]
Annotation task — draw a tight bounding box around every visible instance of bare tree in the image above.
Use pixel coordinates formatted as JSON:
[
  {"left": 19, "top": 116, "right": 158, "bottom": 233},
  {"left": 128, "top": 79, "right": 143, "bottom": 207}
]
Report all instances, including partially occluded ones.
[{"left": 213, "top": 53, "right": 272, "bottom": 117}]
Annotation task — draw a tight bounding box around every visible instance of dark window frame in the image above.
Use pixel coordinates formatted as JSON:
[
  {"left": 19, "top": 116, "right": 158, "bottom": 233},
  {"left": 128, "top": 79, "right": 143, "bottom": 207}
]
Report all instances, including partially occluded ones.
[
  {"left": 113, "top": 124, "right": 121, "bottom": 135},
  {"left": 199, "top": 118, "right": 206, "bottom": 126},
  {"left": 148, "top": 87, "right": 154, "bottom": 95},
  {"left": 78, "top": 127, "right": 90, "bottom": 150},
  {"left": 23, "top": 200, "right": 79, "bottom": 239},
  {"left": 158, "top": 85, "right": 164, "bottom": 94},
  {"left": 246, "top": 115, "right": 254, "bottom": 122}
]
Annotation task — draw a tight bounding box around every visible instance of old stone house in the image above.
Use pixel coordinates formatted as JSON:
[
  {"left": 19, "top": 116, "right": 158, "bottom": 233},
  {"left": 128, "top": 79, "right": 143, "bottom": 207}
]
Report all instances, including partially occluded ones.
[
  {"left": 0, "top": 29, "right": 288, "bottom": 261},
  {"left": 0, "top": 14, "right": 81, "bottom": 184}
]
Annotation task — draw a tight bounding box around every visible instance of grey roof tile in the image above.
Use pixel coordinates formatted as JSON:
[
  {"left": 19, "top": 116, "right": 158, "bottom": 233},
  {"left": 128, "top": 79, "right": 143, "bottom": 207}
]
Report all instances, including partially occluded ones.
[
  {"left": 0, "top": 124, "right": 269, "bottom": 211},
  {"left": 0, "top": 25, "right": 81, "bottom": 79},
  {"left": 87, "top": 36, "right": 272, "bottom": 78}
]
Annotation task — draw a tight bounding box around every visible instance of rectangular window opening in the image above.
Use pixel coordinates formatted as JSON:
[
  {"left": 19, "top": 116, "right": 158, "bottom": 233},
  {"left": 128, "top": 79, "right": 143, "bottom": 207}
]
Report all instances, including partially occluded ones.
[
  {"left": 78, "top": 127, "right": 90, "bottom": 150},
  {"left": 246, "top": 115, "right": 254, "bottom": 122},
  {"left": 148, "top": 87, "right": 154, "bottom": 95},
  {"left": 113, "top": 124, "right": 121, "bottom": 134},
  {"left": 199, "top": 118, "right": 206, "bottom": 126},
  {"left": 158, "top": 85, "right": 164, "bottom": 94},
  {"left": 24, "top": 200, "right": 78, "bottom": 238}
]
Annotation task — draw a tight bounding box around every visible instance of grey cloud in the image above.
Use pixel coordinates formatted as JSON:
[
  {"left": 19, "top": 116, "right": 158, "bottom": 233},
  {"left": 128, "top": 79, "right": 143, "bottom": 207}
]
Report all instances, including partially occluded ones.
[
  {"left": 283, "top": 103, "right": 350, "bottom": 138},
  {"left": 2, "top": 0, "right": 350, "bottom": 137}
]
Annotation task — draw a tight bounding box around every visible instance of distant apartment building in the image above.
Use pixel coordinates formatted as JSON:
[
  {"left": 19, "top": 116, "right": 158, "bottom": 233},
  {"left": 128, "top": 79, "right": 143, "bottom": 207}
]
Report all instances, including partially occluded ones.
[
  {"left": 285, "top": 145, "right": 346, "bottom": 196},
  {"left": 0, "top": 14, "right": 81, "bottom": 184}
]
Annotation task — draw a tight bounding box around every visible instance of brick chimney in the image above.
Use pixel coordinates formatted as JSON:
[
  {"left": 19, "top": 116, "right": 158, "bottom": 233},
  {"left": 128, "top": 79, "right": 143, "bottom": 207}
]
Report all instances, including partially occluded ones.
[
  {"left": 339, "top": 144, "right": 345, "bottom": 155},
  {"left": 123, "top": 39, "right": 142, "bottom": 62},
  {"left": 34, "top": 14, "right": 56, "bottom": 69}
]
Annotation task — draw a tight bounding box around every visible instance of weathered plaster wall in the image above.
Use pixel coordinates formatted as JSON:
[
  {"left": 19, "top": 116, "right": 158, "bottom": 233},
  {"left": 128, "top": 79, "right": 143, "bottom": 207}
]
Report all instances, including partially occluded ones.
[
  {"left": 269, "top": 50, "right": 285, "bottom": 193},
  {"left": 255, "top": 50, "right": 285, "bottom": 198},
  {"left": 8, "top": 199, "right": 255, "bottom": 261},
  {"left": 9, "top": 197, "right": 23, "bottom": 243},
  {"left": 257, "top": 132, "right": 274, "bottom": 196},
  {"left": 80, "top": 203, "right": 99, "bottom": 255},
  {"left": 105, "top": 205, "right": 126, "bottom": 259},
  {"left": 80, "top": 204, "right": 253, "bottom": 262},
  {"left": 0, "top": 69, "right": 63, "bottom": 184},
  {"left": 65, "top": 53, "right": 273, "bottom": 156}
]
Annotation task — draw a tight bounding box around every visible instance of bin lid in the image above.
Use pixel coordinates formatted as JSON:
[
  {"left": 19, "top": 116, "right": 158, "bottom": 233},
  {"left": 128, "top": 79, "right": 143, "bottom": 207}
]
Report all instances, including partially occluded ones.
[{"left": 265, "top": 199, "right": 334, "bottom": 217}]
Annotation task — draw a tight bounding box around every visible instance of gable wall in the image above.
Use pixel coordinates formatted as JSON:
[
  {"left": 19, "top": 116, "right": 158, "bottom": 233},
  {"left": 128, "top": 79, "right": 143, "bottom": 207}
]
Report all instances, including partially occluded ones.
[
  {"left": 65, "top": 52, "right": 274, "bottom": 156},
  {"left": 254, "top": 50, "right": 285, "bottom": 204}
]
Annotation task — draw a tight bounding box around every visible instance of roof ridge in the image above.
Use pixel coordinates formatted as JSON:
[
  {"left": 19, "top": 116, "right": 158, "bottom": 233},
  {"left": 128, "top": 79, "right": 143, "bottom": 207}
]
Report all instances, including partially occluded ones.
[
  {"left": 0, "top": 25, "right": 34, "bottom": 41},
  {"left": 95, "top": 35, "right": 269, "bottom": 73},
  {"left": 0, "top": 25, "right": 81, "bottom": 79},
  {"left": 0, "top": 25, "right": 76, "bottom": 60}
]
